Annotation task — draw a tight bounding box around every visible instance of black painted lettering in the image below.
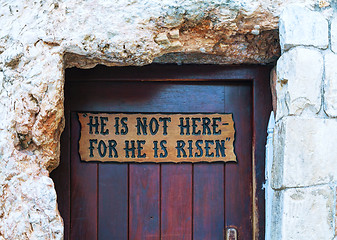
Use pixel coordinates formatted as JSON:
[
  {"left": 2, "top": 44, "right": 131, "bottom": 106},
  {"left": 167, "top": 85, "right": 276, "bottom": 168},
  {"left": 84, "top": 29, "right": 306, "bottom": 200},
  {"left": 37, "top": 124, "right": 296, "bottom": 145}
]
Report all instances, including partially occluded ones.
[
  {"left": 87, "top": 116, "right": 99, "bottom": 134},
  {"left": 159, "top": 117, "right": 171, "bottom": 135},
  {"left": 192, "top": 118, "right": 201, "bottom": 135},
  {"left": 160, "top": 140, "right": 168, "bottom": 158},
  {"left": 178, "top": 118, "right": 190, "bottom": 135},
  {"left": 121, "top": 117, "right": 128, "bottom": 135},
  {"left": 176, "top": 140, "right": 187, "bottom": 158},
  {"left": 149, "top": 118, "right": 159, "bottom": 135},
  {"left": 124, "top": 140, "right": 136, "bottom": 158},
  {"left": 187, "top": 140, "right": 193, "bottom": 157},
  {"left": 215, "top": 140, "right": 226, "bottom": 157},
  {"left": 136, "top": 117, "right": 147, "bottom": 135},
  {"left": 108, "top": 140, "right": 118, "bottom": 158},
  {"left": 153, "top": 141, "right": 159, "bottom": 158},
  {"left": 212, "top": 117, "right": 221, "bottom": 135},
  {"left": 202, "top": 117, "right": 211, "bottom": 135},
  {"left": 195, "top": 140, "right": 203, "bottom": 157},
  {"left": 114, "top": 117, "right": 119, "bottom": 135},
  {"left": 100, "top": 117, "right": 109, "bottom": 135},
  {"left": 205, "top": 140, "right": 214, "bottom": 157},
  {"left": 137, "top": 140, "right": 146, "bottom": 158},
  {"left": 89, "top": 139, "right": 97, "bottom": 157},
  {"left": 98, "top": 140, "right": 107, "bottom": 157}
]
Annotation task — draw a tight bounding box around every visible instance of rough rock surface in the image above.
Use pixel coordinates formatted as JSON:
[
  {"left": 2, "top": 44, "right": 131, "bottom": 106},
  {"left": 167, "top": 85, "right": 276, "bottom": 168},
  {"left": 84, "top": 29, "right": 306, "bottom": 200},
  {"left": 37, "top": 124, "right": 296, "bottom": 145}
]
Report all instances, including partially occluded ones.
[
  {"left": 272, "top": 117, "right": 337, "bottom": 189},
  {"left": 324, "top": 52, "right": 337, "bottom": 117},
  {"left": 330, "top": 16, "right": 337, "bottom": 54},
  {"left": 279, "top": 5, "right": 329, "bottom": 52},
  {"left": 0, "top": 0, "right": 331, "bottom": 239},
  {"left": 275, "top": 47, "right": 323, "bottom": 120},
  {"left": 271, "top": 185, "right": 335, "bottom": 240}
]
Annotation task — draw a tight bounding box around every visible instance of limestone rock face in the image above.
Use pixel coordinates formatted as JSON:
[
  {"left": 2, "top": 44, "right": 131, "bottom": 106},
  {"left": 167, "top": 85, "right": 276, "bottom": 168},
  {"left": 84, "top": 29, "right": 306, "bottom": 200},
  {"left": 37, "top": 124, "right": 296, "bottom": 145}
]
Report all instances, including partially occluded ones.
[
  {"left": 272, "top": 117, "right": 337, "bottom": 189},
  {"left": 324, "top": 52, "right": 337, "bottom": 117},
  {"left": 330, "top": 16, "right": 337, "bottom": 54},
  {"left": 279, "top": 5, "right": 329, "bottom": 52},
  {"left": 276, "top": 47, "right": 323, "bottom": 120},
  {"left": 0, "top": 0, "right": 328, "bottom": 239},
  {"left": 271, "top": 185, "right": 335, "bottom": 240}
]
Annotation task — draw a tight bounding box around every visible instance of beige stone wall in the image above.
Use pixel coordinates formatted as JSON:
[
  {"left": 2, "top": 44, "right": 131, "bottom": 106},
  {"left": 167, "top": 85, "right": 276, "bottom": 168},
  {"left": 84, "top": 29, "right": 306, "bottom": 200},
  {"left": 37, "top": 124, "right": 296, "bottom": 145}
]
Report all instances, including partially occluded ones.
[
  {"left": 0, "top": 0, "right": 335, "bottom": 239},
  {"left": 272, "top": 4, "right": 337, "bottom": 239}
]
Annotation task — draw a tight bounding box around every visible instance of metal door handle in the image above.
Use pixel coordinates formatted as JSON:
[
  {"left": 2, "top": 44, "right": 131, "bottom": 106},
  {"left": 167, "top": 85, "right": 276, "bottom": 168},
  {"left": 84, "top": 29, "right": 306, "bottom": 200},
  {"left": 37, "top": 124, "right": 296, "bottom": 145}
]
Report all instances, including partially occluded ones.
[{"left": 226, "top": 227, "right": 237, "bottom": 240}]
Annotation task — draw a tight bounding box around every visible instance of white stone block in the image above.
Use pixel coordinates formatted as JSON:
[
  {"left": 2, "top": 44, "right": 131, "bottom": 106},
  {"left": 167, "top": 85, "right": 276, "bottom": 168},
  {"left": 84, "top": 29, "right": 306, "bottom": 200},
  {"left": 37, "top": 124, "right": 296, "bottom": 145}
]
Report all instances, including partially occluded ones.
[
  {"left": 271, "top": 186, "right": 334, "bottom": 240},
  {"left": 279, "top": 5, "right": 328, "bottom": 51},
  {"left": 276, "top": 47, "right": 323, "bottom": 120},
  {"left": 324, "top": 52, "right": 337, "bottom": 117},
  {"left": 272, "top": 117, "right": 337, "bottom": 189},
  {"left": 330, "top": 17, "right": 337, "bottom": 54}
]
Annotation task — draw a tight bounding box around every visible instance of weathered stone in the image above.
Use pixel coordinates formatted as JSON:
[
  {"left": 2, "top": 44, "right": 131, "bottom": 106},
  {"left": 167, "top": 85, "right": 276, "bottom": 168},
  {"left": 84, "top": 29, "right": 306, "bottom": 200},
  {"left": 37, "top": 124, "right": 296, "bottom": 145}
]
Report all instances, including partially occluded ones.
[
  {"left": 330, "top": 16, "right": 337, "bottom": 54},
  {"left": 154, "top": 33, "right": 170, "bottom": 46},
  {"left": 275, "top": 47, "right": 323, "bottom": 120},
  {"left": 279, "top": 5, "right": 328, "bottom": 51},
  {"left": 271, "top": 185, "right": 334, "bottom": 240},
  {"left": 169, "top": 29, "right": 180, "bottom": 39},
  {"left": 272, "top": 117, "right": 337, "bottom": 189},
  {"left": 324, "top": 53, "right": 337, "bottom": 117}
]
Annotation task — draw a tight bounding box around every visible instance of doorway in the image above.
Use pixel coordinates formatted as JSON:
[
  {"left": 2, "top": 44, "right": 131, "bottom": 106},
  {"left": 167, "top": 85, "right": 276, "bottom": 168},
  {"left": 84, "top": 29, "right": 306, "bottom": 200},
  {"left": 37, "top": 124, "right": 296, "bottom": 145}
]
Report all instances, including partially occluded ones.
[{"left": 51, "top": 65, "right": 272, "bottom": 239}]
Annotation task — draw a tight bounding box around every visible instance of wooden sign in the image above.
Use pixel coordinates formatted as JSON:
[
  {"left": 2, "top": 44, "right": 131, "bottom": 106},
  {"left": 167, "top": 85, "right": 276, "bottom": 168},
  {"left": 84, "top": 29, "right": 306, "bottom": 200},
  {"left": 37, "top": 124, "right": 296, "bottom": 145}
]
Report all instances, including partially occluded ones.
[{"left": 78, "top": 113, "right": 236, "bottom": 163}]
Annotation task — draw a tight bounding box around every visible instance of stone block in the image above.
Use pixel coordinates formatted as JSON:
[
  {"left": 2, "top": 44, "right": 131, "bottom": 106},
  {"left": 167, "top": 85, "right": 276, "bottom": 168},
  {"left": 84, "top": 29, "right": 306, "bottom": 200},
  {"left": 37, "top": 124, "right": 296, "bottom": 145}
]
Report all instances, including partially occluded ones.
[
  {"left": 330, "top": 17, "right": 337, "bottom": 54},
  {"left": 324, "top": 52, "right": 337, "bottom": 117},
  {"left": 272, "top": 117, "right": 337, "bottom": 189},
  {"left": 279, "top": 5, "right": 328, "bottom": 51},
  {"left": 271, "top": 185, "right": 334, "bottom": 240},
  {"left": 276, "top": 47, "right": 323, "bottom": 120}
]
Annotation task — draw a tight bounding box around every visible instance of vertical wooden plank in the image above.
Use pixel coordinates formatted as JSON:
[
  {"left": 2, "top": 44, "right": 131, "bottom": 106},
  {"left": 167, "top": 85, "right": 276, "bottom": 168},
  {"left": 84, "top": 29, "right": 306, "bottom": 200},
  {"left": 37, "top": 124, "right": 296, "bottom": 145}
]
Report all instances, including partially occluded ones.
[
  {"left": 225, "top": 84, "right": 253, "bottom": 239},
  {"left": 129, "top": 164, "right": 160, "bottom": 240},
  {"left": 50, "top": 92, "right": 70, "bottom": 239},
  {"left": 70, "top": 112, "right": 98, "bottom": 240},
  {"left": 161, "top": 164, "right": 192, "bottom": 240},
  {"left": 254, "top": 68, "right": 273, "bottom": 239},
  {"left": 98, "top": 164, "right": 128, "bottom": 240},
  {"left": 190, "top": 83, "right": 225, "bottom": 240},
  {"left": 193, "top": 163, "right": 224, "bottom": 240}
]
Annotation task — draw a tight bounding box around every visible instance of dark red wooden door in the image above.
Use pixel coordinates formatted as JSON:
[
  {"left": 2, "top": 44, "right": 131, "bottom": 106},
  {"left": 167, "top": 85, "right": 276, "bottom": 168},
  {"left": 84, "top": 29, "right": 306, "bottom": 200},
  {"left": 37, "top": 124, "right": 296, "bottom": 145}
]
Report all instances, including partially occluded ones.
[{"left": 51, "top": 65, "right": 272, "bottom": 240}]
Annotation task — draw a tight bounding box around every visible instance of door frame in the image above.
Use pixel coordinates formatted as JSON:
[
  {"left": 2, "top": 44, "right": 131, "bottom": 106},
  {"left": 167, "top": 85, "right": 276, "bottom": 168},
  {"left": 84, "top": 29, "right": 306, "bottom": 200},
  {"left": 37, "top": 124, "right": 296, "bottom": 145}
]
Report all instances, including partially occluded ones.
[{"left": 52, "top": 64, "right": 272, "bottom": 239}]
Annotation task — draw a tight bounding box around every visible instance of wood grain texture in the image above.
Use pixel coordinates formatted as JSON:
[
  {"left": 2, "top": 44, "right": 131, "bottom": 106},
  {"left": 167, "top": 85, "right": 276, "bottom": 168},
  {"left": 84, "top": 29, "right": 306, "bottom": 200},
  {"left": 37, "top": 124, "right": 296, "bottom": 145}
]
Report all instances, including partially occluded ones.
[
  {"left": 224, "top": 84, "right": 253, "bottom": 239},
  {"left": 70, "top": 112, "right": 98, "bottom": 240},
  {"left": 253, "top": 69, "right": 273, "bottom": 239},
  {"left": 129, "top": 164, "right": 160, "bottom": 240},
  {"left": 193, "top": 163, "right": 224, "bottom": 240},
  {"left": 161, "top": 164, "right": 192, "bottom": 240},
  {"left": 98, "top": 163, "right": 128, "bottom": 240}
]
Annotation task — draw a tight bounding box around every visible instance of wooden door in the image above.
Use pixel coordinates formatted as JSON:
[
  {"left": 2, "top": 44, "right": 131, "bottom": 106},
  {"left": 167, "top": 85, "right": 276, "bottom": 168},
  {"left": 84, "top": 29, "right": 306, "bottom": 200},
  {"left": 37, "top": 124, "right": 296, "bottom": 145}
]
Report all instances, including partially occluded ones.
[{"left": 51, "top": 65, "right": 272, "bottom": 240}]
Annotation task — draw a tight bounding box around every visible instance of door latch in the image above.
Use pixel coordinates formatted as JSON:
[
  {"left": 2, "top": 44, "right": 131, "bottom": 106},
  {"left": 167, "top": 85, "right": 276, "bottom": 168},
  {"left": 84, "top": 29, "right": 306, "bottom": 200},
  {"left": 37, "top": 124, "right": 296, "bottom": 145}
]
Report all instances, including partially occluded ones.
[{"left": 226, "top": 227, "right": 237, "bottom": 240}]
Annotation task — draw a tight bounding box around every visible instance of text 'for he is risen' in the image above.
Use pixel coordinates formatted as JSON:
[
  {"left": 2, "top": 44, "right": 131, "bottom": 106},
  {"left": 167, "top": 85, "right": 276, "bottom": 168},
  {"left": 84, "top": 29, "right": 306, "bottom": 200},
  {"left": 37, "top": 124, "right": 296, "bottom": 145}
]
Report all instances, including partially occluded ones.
[{"left": 78, "top": 113, "right": 236, "bottom": 163}]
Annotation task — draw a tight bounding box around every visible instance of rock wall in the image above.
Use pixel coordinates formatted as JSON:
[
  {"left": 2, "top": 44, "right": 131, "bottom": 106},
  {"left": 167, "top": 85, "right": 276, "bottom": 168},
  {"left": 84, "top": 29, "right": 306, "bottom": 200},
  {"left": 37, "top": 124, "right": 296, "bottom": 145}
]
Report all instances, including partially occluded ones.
[
  {"left": 271, "top": 4, "right": 337, "bottom": 239},
  {"left": 0, "top": 0, "right": 335, "bottom": 239}
]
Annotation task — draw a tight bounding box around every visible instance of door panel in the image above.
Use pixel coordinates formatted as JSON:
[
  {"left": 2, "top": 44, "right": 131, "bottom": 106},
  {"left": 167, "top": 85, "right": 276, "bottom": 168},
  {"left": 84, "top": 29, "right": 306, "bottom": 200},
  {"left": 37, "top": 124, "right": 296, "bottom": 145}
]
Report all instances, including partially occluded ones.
[
  {"left": 129, "top": 164, "right": 160, "bottom": 240},
  {"left": 193, "top": 164, "right": 224, "bottom": 240},
  {"left": 70, "top": 112, "right": 98, "bottom": 240},
  {"left": 161, "top": 164, "right": 192, "bottom": 240},
  {"left": 224, "top": 85, "right": 252, "bottom": 239},
  {"left": 98, "top": 163, "right": 128, "bottom": 240},
  {"left": 51, "top": 65, "right": 271, "bottom": 240}
]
